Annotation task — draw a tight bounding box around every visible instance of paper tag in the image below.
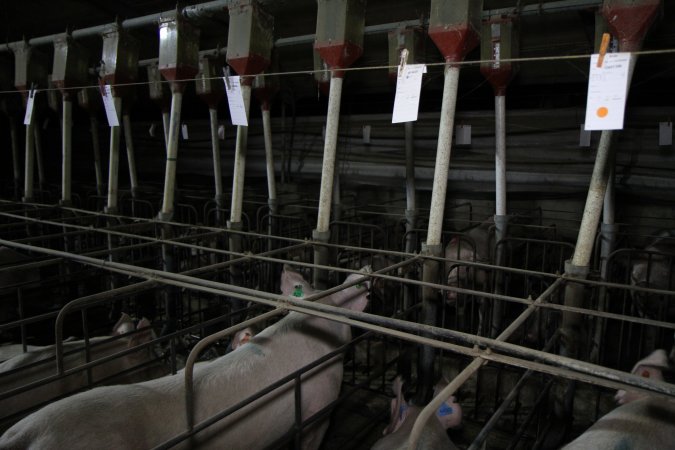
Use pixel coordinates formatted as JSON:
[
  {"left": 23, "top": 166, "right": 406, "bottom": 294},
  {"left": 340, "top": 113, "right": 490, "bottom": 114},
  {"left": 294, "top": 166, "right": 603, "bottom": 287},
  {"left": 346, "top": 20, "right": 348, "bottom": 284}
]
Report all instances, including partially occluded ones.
[
  {"left": 392, "top": 64, "right": 426, "bottom": 124},
  {"left": 584, "top": 53, "right": 632, "bottom": 131},
  {"left": 23, "top": 89, "right": 37, "bottom": 126},
  {"left": 223, "top": 76, "right": 248, "bottom": 126},
  {"left": 218, "top": 124, "right": 225, "bottom": 140},
  {"left": 149, "top": 123, "right": 157, "bottom": 137},
  {"left": 101, "top": 85, "right": 120, "bottom": 127},
  {"left": 181, "top": 123, "right": 189, "bottom": 140}
]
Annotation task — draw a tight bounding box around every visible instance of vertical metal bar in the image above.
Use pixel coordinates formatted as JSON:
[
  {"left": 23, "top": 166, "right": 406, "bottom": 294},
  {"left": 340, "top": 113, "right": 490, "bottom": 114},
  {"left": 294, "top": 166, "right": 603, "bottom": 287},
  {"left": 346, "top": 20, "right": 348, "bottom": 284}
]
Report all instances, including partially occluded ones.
[
  {"left": 159, "top": 92, "right": 184, "bottom": 220},
  {"left": 209, "top": 107, "right": 224, "bottom": 214},
  {"left": 23, "top": 121, "right": 35, "bottom": 201},
  {"left": 262, "top": 107, "right": 277, "bottom": 204},
  {"left": 61, "top": 98, "right": 73, "bottom": 205},
  {"left": 9, "top": 117, "right": 21, "bottom": 199},
  {"left": 162, "top": 111, "right": 170, "bottom": 154},
  {"left": 90, "top": 116, "right": 104, "bottom": 197},
  {"left": 495, "top": 94, "right": 507, "bottom": 217},
  {"left": 106, "top": 96, "right": 123, "bottom": 213},
  {"left": 34, "top": 125, "right": 45, "bottom": 191},
  {"left": 123, "top": 114, "right": 139, "bottom": 198},
  {"left": 229, "top": 84, "right": 252, "bottom": 225}
]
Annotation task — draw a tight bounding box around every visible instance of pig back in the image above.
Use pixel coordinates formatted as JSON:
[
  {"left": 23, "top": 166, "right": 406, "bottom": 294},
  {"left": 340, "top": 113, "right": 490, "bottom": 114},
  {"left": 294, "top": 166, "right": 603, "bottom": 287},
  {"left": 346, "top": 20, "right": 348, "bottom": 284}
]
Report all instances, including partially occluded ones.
[
  {"left": 371, "top": 407, "right": 458, "bottom": 450},
  {"left": 561, "top": 397, "right": 675, "bottom": 449}
]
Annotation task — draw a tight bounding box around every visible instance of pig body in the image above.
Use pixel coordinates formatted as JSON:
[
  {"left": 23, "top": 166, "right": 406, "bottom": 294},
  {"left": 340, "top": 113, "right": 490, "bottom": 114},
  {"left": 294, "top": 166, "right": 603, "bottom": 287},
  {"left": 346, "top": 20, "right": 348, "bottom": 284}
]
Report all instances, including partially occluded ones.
[
  {"left": 372, "top": 376, "right": 461, "bottom": 450},
  {"left": 0, "top": 345, "right": 44, "bottom": 363},
  {"left": 562, "top": 397, "right": 675, "bottom": 449},
  {"left": 444, "top": 220, "right": 492, "bottom": 302},
  {"left": 0, "top": 315, "right": 163, "bottom": 424},
  {"left": 0, "top": 268, "right": 370, "bottom": 450}
]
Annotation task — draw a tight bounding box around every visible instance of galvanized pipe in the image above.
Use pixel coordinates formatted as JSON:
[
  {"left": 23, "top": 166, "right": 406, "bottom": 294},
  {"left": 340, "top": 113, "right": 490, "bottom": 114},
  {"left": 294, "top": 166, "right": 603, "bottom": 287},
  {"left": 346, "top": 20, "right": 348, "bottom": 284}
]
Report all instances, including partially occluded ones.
[
  {"left": 159, "top": 92, "right": 184, "bottom": 221},
  {"left": 208, "top": 107, "right": 224, "bottom": 211},
  {"left": 162, "top": 111, "right": 170, "bottom": 154},
  {"left": 9, "top": 118, "right": 21, "bottom": 199},
  {"left": 404, "top": 121, "right": 416, "bottom": 213},
  {"left": 90, "top": 116, "right": 104, "bottom": 196},
  {"left": 23, "top": 121, "right": 35, "bottom": 201},
  {"left": 106, "top": 96, "right": 123, "bottom": 213},
  {"left": 61, "top": 98, "right": 73, "bottom": 205},
  {"left": 426, "top": 65, "right": 460, "bottom": 247},
  {"left": 122, "top": 114, "right": 139, "bottom": 197},
  {"left": 34, "top": 125, "right": 45, "bottom": 190},
  {"left": 229, "top": 84, "right": 251, "bottom": 224}
]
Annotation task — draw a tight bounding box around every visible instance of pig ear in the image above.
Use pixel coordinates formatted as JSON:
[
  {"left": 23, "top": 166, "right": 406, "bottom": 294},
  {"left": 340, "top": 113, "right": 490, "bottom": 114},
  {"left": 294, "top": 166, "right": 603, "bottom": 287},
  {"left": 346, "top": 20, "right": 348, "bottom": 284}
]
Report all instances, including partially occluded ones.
[
  {"left": 128, "top": 318, "right": 153, "bottom": 347},
  {"left": 339, "top": 278, "right": 369, "bottom": 312},
  {"left": 435, "top": 395, "right": 462, "bottom": 430},
  {"left": 113, "top": 313, "right": 134, "bottom": 335},
  {"left": 231, "top": 327, "right": 254, "bottom": 350}
]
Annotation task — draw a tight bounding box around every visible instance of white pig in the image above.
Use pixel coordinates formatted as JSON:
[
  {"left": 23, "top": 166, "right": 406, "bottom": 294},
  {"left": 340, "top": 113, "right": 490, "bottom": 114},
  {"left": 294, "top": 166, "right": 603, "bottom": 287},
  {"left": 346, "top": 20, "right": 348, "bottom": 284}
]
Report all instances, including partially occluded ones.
[
  {"left": 372, "top": 376, "right": 462, "bottom": 450},
  {"left": 0, "top": 313, "right": 163, "bottom": 424},
  {"left": 444, "top": 219, "right": 492, "bottom": 302},
  {"left": 561, "top": 396, "right": 675, "bottom": 449},
  {"left": 614, "top": 349, "right": 671, "bottom": 405},
  {"left": 0, "top": 266, "right": 371, "bottom": 450}
]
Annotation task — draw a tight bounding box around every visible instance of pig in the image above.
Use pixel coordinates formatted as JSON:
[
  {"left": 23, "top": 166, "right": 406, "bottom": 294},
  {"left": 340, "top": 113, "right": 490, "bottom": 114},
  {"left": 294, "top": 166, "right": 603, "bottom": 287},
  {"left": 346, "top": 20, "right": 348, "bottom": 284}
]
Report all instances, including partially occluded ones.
[
  {"left": 614, "top": 349, "right": 672, "bottom": 405},
  {"left": 372, "top": 376, "right": 462, "bottom": 450},
  {"left": 0, "top": 266, "right": 371, "bottom": 450},
  {"left": 0, "top": 345, "right": 44, "bottom": 363},
  {"left": 0, "top": 314, "right": 163, "bottom": 424},
  {"left": 561, "top": 396, "right": 675, "bottom": 449},
  {"left": 444, "top": 219, "right": 492, "bottom": 302}
]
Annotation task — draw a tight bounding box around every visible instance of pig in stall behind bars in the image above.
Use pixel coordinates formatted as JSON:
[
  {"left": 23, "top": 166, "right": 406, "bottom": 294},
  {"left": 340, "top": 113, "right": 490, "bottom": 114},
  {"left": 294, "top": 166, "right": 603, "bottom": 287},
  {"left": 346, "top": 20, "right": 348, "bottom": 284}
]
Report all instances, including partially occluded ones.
[{"left": 0, "top": 265, "right": 371, "bottom": 450}]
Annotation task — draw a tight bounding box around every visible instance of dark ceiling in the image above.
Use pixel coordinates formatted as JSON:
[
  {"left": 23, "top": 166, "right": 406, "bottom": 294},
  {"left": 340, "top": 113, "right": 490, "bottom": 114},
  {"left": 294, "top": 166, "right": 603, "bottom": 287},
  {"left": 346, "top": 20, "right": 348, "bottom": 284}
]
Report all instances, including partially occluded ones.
[{"left": 1, "top": 1, "right": 674, "bottom": 117}]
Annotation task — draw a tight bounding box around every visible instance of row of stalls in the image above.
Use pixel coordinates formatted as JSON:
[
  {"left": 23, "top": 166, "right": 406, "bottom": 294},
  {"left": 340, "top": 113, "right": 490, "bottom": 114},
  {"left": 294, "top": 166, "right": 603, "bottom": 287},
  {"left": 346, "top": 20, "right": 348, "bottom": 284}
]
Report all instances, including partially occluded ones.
[{"left": 0, "top": 0, "right": 674, "bottom": 448}]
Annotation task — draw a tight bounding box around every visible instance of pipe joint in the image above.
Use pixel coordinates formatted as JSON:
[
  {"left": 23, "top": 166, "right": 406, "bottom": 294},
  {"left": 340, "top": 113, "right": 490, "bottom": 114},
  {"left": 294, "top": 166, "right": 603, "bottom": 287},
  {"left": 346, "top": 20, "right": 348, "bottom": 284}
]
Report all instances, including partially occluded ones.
[
  {"left": 564, "top": 260, "right": 589, "bottom": 280},
  {"left": 157, "top": 211, "right": 174, "bottom": 222},
  {"left": 312, "top": 229, "right": 330, "bottom": 243},
  {"left": 227, "top": 220, "right": 243, "bottom": 232}
]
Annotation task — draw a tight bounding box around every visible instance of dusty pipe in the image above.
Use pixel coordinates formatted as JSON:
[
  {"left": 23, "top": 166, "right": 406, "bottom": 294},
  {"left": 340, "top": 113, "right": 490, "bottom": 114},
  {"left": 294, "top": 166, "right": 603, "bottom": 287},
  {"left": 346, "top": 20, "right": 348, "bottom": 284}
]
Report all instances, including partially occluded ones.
[
  {"left": 332, "top": 171, "right": 342, "bottom": 222},
  {"left": 9, "top": 118, "right": 21, "bottom": 199},
  {"left": 495, "top": 95, "right": 507, "bottom": 217},
  {"left": 34, "top": 126, "right": 45, "bottom": 191},
  {"left": 229, "top": 84, "right": 251, "bottom": 224},
  {"left": 313, "top": 74, "right": 343, "bottom": 289},
  {"left": 162, "top": 111, "right": 170, "bottom": 155},
  {"left": 90, "top": 116, "right": 104, "bottom": 196},
  {"left": 23, "top": 121, "right": 35, "bottom": 202},
  {"left": 159, "top": 92, "right": 184, "bottom": 221},
  {"left": 401, "top": 121, "right": 417, "bottom": 379},
  {"left": 426, "top": 66, "right": 460, "bottom": 247},
  {"left": 416, "top": 243, "right": 442, "bottom": 404},
  {"left": 209, "top": 107, "right": 224, "bottom": 211},
  {"left": 404, "top": 121, "right": 416, "bottom": 213},
  {"left": 262, "top": 107, "right": 277, "bottom": 204},
  {"left": 106, "top": 96, "right": 123, "bottom": 213},
  {"left": 122, "top": 114, "right": 139, "bottom": 198},
  {"left": 61, "top": 99, "right": 73, "bottom": 205},
  {"left": 491, "top": 214, "right": 509, "bottom": 337}
]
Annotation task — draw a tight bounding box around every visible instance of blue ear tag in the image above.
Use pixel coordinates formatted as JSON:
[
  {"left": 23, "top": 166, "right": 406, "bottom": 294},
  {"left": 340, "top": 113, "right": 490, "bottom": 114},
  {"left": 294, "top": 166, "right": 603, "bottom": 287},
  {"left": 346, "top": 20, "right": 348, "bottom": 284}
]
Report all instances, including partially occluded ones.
[
  {"left": 438, "top": 403, "right": 454, "bottom": 417},
  {"left": 293, "top": 284, "right": 303, "bottom": 298},
  {"left": 399, "top": 403, "right": 408, "bottom": 420}
]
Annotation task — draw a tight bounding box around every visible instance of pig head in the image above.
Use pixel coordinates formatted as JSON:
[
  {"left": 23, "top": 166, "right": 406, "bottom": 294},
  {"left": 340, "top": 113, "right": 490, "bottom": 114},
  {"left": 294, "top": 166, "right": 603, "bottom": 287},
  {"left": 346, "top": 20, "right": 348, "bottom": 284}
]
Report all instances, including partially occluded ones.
[
  {"left": 0, "top": 267, "right": 371, "bottom": 450},
  {"left": 614, "top": 349, "right": 672, "bottom": 405},
  {"left": 444, "top": 221, "right": 492, "bottom": 302}
]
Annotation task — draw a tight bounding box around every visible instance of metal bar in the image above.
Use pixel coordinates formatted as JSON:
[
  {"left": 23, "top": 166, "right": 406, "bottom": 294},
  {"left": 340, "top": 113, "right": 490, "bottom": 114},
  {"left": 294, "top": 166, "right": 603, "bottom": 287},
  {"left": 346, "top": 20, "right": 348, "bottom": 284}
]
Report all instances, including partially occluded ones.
[
  {"left": 229, "top": 84, "right": 252, "bottom": 224},
  {"left": 61, "top": 99, "right": 73, "bottom": 205},
  {"left": 495, "top": 95, "right": 507, "bottom": 217},
  {"left": 262, "top": 107, "right": 277, "bottom": 204},
  {"left": 90, "top": 116, "right": 104, "bottom": 197},
  {"left": 9, "top": 117, "right": 21, "bottom": 199},
  {"left": 106, "top": 96, "right": 123, "bottom": 213},
  {"left": 208, "top": 107, "right": 224, "bottom": 214},
  {"left": 34, "top": 125, "right": 45, "bottom": 190},
  {"left": 159, "top": 91, "right": 184, "bottom": 220},
  {"left": 123, "top": 114, "right": 139, "bottom": 197},
  {"left": 23, "top": 121, "right": 35, "bottom": 201}
]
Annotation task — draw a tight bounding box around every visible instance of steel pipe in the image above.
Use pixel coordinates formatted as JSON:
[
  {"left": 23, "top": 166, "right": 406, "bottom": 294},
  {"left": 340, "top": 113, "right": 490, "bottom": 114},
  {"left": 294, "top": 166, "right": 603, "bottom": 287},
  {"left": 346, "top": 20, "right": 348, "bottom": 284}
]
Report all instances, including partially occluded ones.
[
  {"left": 61, "top": 98, "right": 73, "bottom": 205},
  {"left": 90, "top": 116, "right": 104, "bottom": 196},
  {"left": 208, "top": 107, "right": 224, "bottom": 213},
  {"left": 123, "top": 114, "right": 139, "bottom": 197},
  {"left": 495, "top": 95, "right": 507, "bottom": 216},
  {"left": 404, "top": 121, "right": 416, "bottom": 213},
  {"left": 23, "top": 121, "right": 35, "bottom": 202},
  {"left": 426, "top": 66, "right": 460, "bottom": 247},
  {"left": 162, "top": 112, "right": 170, "bottom": 154},
  {"left": 9, "top": 118, "right": 21, "bottom": 199},
  {"left": 229, "top": 84, "right": 252, "bottom": 224},
  {"left": 34, "top": 126, "right": 45, "bottom": 190},
  {"left": 106, "top": 96, "right": 123, "bottom": 213},
  {"left": 159, "top": 92, "right": 184, "bottom": 221},
  {"left": 262, "top": 107, "right": 277, "bottom": 204}
]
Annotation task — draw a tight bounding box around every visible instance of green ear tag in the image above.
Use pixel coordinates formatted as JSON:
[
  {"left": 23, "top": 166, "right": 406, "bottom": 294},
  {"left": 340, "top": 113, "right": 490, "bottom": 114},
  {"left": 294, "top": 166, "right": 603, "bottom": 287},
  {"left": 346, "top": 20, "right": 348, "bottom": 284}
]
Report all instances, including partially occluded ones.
[
  {"left": 293, "top": 284, "right": 303, "bottom": 298},
  {"left": 355, "top": 283, "right": 363, "bottom": 289}
]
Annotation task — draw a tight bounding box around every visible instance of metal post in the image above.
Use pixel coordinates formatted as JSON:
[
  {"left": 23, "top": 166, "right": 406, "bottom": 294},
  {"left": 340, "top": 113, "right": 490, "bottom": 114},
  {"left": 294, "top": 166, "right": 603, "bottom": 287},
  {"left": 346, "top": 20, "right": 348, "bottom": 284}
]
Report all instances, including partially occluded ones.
[
  {"left": 209, "top": 107, "right": 224, "bottom": 220},
  {"left": 106, "top": 96, "right": 123, "bottom": 213},
  {"left": 162, "top": 111, "right": 170, "bottom": 153},
  {"left": 332, "top": 171, "right": 341, "bottom": 222},
  {"left": 90, "top": 116, "right": 104, "bottom": 197},
  {"left": 123, "top": 114, "right": 139, "bottom": 198},
  {"left": 229, "top": 84, "right": 252, "bottom": 225},
  {"left": 426, "top": 65, "right": 460, "bottom": 247},
  {"left": 313, "top": 73, "right": 343, "bottom": 289},
  {"left": 404, "top": 121, "right": 416, "bottom": 215},
  {"left": 262, "top": 107, "right": 277, "bottom": 206},
  {"left": 23, "top": 121, "right": 35, "bottom": 202},
  {"left": 159, "top": 91, "right": 184, "bottom": 221},
  {"left": 9, "top": 118, "right": 21, "bottom": 199},
  {"left": 61, "top": 98, "right": 73, "bottom": 205},
  {"left": 34, "top": 126, "right": 45, "bottom": 191},
  {"left": 495, "top": 95, "right": 507, "bottom": 217}
]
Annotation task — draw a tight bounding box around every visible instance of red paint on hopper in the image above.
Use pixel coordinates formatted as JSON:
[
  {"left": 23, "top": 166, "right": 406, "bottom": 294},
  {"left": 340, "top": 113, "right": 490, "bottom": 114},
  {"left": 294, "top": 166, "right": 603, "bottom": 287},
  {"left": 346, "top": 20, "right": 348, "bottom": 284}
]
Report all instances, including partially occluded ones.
[
  {"left": 428, "top": 25, "right": 480, "bottom": 63},
  {"left": 602, "top": 2, "right": 661, "bottom": 52},
  {"left": 314, "top": 40, "right": 363, "bottom": 75}
]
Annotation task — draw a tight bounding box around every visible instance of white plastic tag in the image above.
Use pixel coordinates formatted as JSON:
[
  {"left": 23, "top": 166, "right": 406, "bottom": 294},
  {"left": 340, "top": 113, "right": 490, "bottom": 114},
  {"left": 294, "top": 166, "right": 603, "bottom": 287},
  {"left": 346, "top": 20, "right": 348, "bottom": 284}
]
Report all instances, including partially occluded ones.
[
  {"left": 224, "top": 76, "right": 248, "bottom": 126},
  {"left": 392, "top": 64, "right": 426, "bottom": 124},
  {"left": 181, "top": 123, "right": 189, "bottom": 140},
  {"left": 101, "top": 85, "right": 119, "bottom": 127},
  {"left": 584, "top": 53, "right": 631, "bottom": 131},
  {"left": 23, "top": 89, "right": 37, "bottom": 126}
]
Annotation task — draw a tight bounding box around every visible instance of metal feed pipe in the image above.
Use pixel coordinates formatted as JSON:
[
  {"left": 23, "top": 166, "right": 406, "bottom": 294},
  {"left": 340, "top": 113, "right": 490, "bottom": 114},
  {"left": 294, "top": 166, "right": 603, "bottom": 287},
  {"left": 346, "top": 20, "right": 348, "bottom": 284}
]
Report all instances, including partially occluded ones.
[
  {"left": 159, "top": 91, "right": 184, "bottom": 220},
  {"left": 106, "top": 96, "right": 123, "bottom": 213},
  {"left": 123, "top": 114, "right": 139, "bottom": 198},
  {"left": 60, "top": 97, "right": 73, "bottom": 205},
  {"left": 90, "top": 117, "right": 105, "bottom": 196},
  {"left": 23, "top": 120, "right": 35, "bottom": 202},
  {"left": 208, "top": 107, "right": 224, "bottom": 215}
]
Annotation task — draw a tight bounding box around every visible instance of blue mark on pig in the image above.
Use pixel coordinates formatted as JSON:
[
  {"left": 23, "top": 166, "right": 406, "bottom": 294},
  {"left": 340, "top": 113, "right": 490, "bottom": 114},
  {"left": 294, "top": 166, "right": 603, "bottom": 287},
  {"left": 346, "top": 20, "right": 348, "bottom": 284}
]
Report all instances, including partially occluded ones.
[{"left": 438, "top": 403, "right": 454, "bottom": 417}]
